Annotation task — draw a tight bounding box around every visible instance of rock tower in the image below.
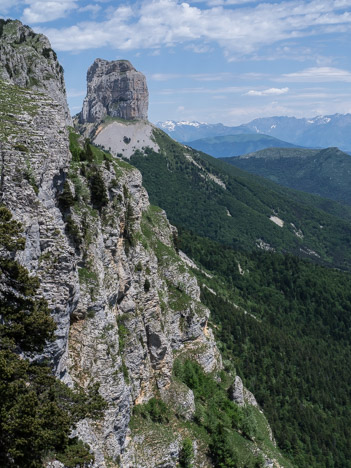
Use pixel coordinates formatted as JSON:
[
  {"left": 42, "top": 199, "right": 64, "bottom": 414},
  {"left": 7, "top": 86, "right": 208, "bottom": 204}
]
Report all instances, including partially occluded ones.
[{"left": 79, "top": 58, "right": 149, "bottom": 123}]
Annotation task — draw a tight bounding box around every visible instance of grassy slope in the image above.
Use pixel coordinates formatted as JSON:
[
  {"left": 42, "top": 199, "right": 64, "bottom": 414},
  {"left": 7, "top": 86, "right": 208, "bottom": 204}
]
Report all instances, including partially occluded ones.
[{"left": 221, "top": 146, "right": 351, "bottom": 206}]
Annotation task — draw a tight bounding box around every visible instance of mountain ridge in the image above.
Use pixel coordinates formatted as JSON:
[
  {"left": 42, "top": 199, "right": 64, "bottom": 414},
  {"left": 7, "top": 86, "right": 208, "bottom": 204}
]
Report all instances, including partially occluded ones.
[{"left": 157, "top": 114, "right": 351, "bottom": 152}]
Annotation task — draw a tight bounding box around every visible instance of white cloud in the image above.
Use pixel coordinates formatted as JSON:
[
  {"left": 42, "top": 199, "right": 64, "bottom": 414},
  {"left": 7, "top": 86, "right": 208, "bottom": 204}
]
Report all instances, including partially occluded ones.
[
  {"left": 150, "top": 73, "right": 183, "bottom": 81},
  {"left": 279, "top": 67, "right": 351, "bottom": 82},
  {"left": 38, "top": 0, "right": 351, "bottom": 55},
  {"left": 22, "top": 0, "right": 78, "bottom": 23},
  {"left": 0, "top": 0, "right": 21, "bottom": 13},
  {"left": 245, "top": 87, "right": 289, "bottom": 96},
  {"left": 78, "top": 4, "right": 101, "bottom": 15}
]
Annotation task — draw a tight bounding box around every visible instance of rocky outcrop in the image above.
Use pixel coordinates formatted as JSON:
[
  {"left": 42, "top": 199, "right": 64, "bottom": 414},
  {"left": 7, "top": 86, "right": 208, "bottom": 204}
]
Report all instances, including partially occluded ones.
[
  {"left": 79, "top": 59, "right": 149, "bottom": 124},
  {"left": 230, "top": 375, "right": 258, "bottom": 407},
  {"left": 0, "top": 19, "right": 72, "bottom": 126}
]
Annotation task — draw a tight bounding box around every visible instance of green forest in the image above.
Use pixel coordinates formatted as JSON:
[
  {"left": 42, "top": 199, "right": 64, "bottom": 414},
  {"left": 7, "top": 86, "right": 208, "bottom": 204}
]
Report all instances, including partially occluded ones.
[
  {"left": 177, "top": 229, "right": 351, "bottom": 468},
  {"left": 130, "top": 130, "right": 351, "bottom": 271}
]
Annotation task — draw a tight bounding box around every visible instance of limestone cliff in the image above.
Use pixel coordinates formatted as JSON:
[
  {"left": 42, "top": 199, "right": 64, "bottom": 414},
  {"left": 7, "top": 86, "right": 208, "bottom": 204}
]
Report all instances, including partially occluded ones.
[
  {"left": 79, "top": 59, "right": 149, "bottom": 124},
  {"left": 0, "top": 19, "right": 72, "bottom": 126}
]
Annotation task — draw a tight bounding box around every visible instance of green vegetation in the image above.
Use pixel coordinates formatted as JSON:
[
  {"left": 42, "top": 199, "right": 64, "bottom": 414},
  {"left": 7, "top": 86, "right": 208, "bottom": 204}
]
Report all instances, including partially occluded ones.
[
  {"left": 224, "top": 146, "right": 351, "bottom": 206},
  {"left": 177, "top": 229, "right": 351, "bottom": 468},
  {"left": 133, "top": 397, "right": 170, "bottom": 424},
  {"left": 130, "top": 129, "right": 351, "bottom": 271},
  {"left": 173, "top": 359, "right": 273, "bottom": 468},
  {"left": 24, "top": 159, "right": 39, "bottom": 195},
  {"left": 179, "top": 437, "right": 194, "bottom": 468},
  {"left": 0, "top": 205, "right": 106, "bottom": 467}
]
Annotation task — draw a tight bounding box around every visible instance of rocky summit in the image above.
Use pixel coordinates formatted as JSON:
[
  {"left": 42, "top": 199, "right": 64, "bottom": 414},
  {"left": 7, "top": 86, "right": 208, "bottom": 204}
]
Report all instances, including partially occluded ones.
[{"left": 79, "top": 58, "right": 149, "bottom": 124}]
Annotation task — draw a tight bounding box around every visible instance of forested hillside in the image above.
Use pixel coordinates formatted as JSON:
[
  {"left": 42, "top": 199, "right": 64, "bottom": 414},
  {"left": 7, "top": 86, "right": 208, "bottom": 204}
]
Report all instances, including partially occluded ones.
[
  {"left": 223, "top": 146, "right": 351, "bottom": 206},
  {"left": 130, "top": 129, "right": 351, "bottom": 271}
]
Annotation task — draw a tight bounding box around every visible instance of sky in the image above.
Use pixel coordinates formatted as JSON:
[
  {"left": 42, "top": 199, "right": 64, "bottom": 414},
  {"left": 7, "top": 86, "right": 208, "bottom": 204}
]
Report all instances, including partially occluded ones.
[{"left": 1, "top": 0, "right": 351, "bottom": 125}]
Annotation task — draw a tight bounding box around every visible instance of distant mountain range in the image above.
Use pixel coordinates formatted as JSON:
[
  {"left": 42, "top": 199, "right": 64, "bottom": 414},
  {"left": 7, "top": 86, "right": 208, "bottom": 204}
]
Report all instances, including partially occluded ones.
[
  {"left": 221, "top": 146, "right": 351, "bottom": 206},
  {"left": 185, "top": 134, "right": 301, "bottom": 158},
  {"left": 157, "top": 114, "right": 351, "bottom": 152}
]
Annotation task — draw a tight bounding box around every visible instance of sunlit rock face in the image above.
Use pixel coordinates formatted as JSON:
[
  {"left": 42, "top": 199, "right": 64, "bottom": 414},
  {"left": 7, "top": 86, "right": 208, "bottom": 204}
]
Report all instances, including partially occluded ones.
[{"left": 79, "top": 59, "right": 149, "bottom": 124}]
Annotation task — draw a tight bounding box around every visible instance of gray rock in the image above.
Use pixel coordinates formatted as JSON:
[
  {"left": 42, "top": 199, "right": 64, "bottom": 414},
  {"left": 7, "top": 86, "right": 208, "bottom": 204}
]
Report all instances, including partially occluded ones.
[
  {"left": 79, "top": 59, "right": 148, "bottom": 124},
  {"left": 0, "top": 19, "right": 72, "bottom": 125},
  {"left": 230, "top": 375, "right": 258, "bottom": 407}
]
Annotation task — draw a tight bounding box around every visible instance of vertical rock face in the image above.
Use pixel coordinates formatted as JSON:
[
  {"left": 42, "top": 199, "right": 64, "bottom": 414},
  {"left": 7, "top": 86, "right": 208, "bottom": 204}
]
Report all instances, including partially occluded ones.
[
  {"left": 0, "top": 19, "right": 72, "bottom": 126},
  {"left": 0, "top": 25, "right": 221, "bottom": 467},
  {"left": 79, "top": 58, "right": 149, "bottom": 124}
]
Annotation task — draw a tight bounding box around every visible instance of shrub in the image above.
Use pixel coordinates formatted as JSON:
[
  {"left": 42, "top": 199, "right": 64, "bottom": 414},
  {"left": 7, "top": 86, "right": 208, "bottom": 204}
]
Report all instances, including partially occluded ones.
[
  {"left": 179, "top": 438, "right": 194, "bottom": 468},
  {"left": 133, "top": 398, "right": 170, "bottom": 423}
]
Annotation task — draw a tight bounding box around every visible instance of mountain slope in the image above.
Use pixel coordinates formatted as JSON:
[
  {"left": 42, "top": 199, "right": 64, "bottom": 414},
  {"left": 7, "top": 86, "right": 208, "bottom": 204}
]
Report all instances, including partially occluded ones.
[
  {"left": 222, "top": 146, "right": 351, "bottom": 205},
  {"left": 177, "top": 230, "right": 351, "bottom": 468},
  {"left": 186, "top": 133, "right": 301, "bottom": 158},
  {"left": 0, "top": 26, "right": 289, "bottom": 468},
  {"left": 79, "top": 59, "right": 351, "bottom": 468},
  {"left": 119, "top": 126, "right": 351, "bottom": 468},
  {"left": 128, "top": 128, "right": 351, "bottom": 271}
]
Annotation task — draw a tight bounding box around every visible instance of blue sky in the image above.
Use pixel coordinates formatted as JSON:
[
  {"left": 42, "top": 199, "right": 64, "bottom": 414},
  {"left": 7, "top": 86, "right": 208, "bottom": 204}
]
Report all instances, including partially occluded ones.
[{"left": 1, "top": 0, "right": 351, "bottom": 125}]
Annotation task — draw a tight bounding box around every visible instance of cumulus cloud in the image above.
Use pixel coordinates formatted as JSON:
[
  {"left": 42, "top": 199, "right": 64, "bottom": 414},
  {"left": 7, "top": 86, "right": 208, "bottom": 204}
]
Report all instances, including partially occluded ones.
[
  {"left": 245, "top": 87, "right": 289, "bottom": 96},
  {"left": 279, "top": 67, "right": 351, "bottom": 82},
  {"left": 22, "top": 0, "right": 78, "bottom": 23},
  {"left": 37, "top": 0, "right": 351, "bottom": 55}
]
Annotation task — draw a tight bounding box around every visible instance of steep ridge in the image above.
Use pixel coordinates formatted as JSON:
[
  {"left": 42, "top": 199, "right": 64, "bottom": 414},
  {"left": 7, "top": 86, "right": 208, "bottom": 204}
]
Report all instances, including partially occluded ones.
[{"left": 0, "top": 22, "right": 288, "bottom": 468}]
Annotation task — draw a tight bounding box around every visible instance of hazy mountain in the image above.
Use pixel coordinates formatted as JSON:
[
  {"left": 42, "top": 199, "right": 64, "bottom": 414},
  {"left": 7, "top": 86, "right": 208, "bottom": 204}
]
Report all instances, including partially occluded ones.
[
  {"left": 156, "top": 119, "right": 252, "bottom": 142},
  {"left": 222, "top": 146, "right": 351, "bottom": 206},
  {"left": 244, "top": 114, "right": 351, "bottom": 152},
  {"left": 186, "top": 133, "right": 301, "bottom": 158},
  {"left": 157, "top": 114, "right": 351, "bottom": 152}
]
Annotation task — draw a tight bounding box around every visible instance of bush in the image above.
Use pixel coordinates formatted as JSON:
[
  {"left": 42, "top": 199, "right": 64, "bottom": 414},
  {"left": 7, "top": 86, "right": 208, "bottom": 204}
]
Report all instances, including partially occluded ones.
[
  {"left": 58, "top": 181, "right": 74, "bottom": 211},
  {"left": 179, "top": 438, "right": 194, "bottom": 468},
  {"left": 133, "top": 398, "right": 170, "bottom": 423},
  {"left": 89, "top": 170, "right": 108, "bottom": 210}
]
